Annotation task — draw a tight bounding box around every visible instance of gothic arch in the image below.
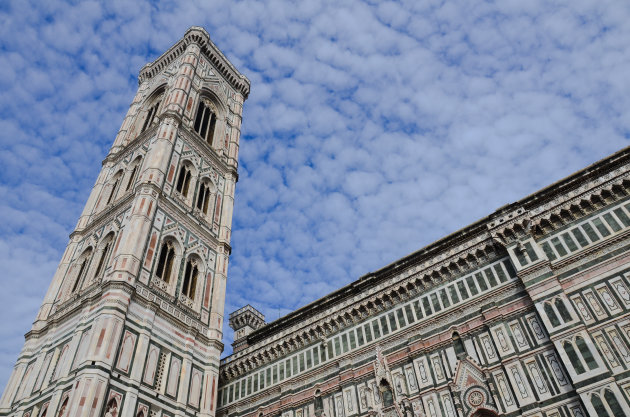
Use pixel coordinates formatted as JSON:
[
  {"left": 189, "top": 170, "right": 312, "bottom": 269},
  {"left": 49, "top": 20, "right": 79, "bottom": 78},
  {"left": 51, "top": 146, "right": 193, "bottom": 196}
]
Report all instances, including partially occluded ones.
[
  {"left": 124, "top": 155, "right": 144, "bottom": 192},
  {"left": 90, "top": 232, "right": 115, "bottom": 282},
  {"left": 180, "top": 253, "right": 204, "bottom": 303},
  {"left": 137, "top": 84, "right": 166, "bottom": 135},
  {"left": 67, "top": 246, "right": 93, "bottom": 296},
  {"left": 56, "top": 396, "right": 68, "bottom": 417},
  {"left": 193, "top": 88, "right": 227, "bottom": 149},
  {"left": 194, "top": 176, "right": 216, "bottom": 217},
  {"left": 175, "top": 159, "right": 198, "bottom": 201},
  {"left": 470, "top": 409, "right": 499, "bottom": 417},
  {"left": 153, "top": 235, "right": 183, "bottom": 293}
]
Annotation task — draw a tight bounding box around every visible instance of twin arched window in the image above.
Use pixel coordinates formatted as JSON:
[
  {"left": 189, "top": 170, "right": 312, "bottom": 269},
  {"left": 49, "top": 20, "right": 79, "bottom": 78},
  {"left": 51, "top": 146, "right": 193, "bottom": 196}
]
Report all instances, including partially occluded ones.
[
  {"left": 154, "top": 241, "right": 202, "bottom": 302},
  {"left": 196, "top": 181, "right": 212, "bottom": 215},
  {"left": 563, "top": 335, "right": 598, "bottom": 375},
  {"left": 67, "top": 234, "right": 115, "bottom": 297},
  {"left": 543, "top": 298, "right": 573, "bottom": 328},
  {"left": 106, "top": 171, "right": 123, "bottom": 206},
  {"left": 125, "top": 157, "right": 142, "bottom": 192},
  {"left": 141, "top": 99, "right": 162, "bottom": 133},
  {"left": 71, "top": 249, "right": 92, "bottom": 294},
  {"left": 93, "top": 234, "right": 114, "bottom": 280},
  {"left": 156, "top": 241, "right": 176, "bottom": 284},
  {"left": 193, "top": 99, "right": 217, "bottom": 145},
  {"left": 182, "top": 258, "right": 199, "bottom": 300},
  {"left": 174, "top": 162, "right": 215, "bottom": 220},
  {"left": 591, "top": 389, "right": 624, "bottom": 416},
  {"left": 175, "top": 164, "right": 192, "bottom": 197}
]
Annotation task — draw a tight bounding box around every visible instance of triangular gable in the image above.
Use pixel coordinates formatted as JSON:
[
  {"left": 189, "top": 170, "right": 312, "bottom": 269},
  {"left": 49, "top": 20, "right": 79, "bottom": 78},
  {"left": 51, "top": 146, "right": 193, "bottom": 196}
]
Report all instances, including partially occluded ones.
[{"left": 452, "top": 357, "right": 486, "bottom": 393}]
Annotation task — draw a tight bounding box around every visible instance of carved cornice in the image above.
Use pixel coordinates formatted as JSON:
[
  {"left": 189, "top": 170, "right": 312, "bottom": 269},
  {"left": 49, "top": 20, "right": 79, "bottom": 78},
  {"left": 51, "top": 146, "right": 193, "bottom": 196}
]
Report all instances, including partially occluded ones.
[
  {"left": 139, "top": 26, "right": 250, "bottom": 99},
  {"left": 222, "top": 148, "right": 630, "bottom": 381},
  {"left": 221, "top": 239, "right": 504, "bottom": 366}
]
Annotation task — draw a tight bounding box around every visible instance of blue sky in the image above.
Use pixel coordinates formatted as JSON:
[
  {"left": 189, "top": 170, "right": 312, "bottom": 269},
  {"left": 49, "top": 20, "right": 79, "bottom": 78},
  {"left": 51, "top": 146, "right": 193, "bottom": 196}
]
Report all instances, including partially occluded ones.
[{"left": 1, "top": 0, "right": 630, "bottom": 390}]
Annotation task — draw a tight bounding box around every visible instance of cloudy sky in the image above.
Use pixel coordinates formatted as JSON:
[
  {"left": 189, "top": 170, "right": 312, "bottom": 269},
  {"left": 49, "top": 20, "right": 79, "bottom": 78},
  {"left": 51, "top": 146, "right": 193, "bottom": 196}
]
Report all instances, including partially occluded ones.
[{"left": 1, "top": 0, "right": 630, "bottom": 389}]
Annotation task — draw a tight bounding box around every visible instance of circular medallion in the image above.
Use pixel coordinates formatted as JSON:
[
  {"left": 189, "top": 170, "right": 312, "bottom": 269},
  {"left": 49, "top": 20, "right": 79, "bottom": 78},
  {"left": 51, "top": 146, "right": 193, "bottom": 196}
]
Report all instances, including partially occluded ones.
[{"left": 468, "top": 390, "right": 484, "bottom": 407}]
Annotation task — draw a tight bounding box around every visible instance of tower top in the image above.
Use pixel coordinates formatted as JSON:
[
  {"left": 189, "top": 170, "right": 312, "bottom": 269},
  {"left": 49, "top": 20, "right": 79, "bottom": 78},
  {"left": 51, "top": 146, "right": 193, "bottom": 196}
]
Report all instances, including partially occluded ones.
[
  {"left": 139, "top": 26, "right": 251, "bottom": 99},
  {"left": 229, "top": 305, "right": 265, "bottom": 352}
]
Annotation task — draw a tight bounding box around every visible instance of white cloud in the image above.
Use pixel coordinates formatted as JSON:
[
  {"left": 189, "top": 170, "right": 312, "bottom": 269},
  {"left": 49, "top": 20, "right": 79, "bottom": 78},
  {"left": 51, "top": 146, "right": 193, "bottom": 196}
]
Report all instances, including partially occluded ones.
[{"left": 1, "top": 0, "right": 630, "bottom": 392}]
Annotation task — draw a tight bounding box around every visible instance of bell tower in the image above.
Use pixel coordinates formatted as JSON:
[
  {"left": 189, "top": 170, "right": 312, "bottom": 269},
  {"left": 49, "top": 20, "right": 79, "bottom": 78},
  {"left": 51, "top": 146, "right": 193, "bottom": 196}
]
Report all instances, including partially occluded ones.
[{"left": 0, "top": 27, "right": 249, "bottom": 417}]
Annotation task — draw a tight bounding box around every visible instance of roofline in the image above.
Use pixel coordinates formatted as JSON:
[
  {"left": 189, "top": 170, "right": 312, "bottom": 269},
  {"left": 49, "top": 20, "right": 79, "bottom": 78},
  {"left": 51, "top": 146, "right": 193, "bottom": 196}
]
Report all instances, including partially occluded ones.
[
  {"left": 244, "top": 145, "right": 630, "bottom": 344},
  {"left": 138, "top": 26, "right": 250, "bottom": 99}
]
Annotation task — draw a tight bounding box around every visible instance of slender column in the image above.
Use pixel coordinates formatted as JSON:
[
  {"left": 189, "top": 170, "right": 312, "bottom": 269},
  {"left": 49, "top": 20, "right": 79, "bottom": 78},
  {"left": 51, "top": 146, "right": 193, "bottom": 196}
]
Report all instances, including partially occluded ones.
[{"left": 226, "top": 92, "right": 244, "bottom": 169}]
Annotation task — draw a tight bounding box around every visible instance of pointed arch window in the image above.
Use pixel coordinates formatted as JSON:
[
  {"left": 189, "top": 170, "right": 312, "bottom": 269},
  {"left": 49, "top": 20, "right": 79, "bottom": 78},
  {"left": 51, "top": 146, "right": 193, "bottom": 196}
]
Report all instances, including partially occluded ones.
[
  {"left": 555, "top": 299, "right": 572, "bottom": 323},
  {"left": 193, "top": 100, "right": 217, "bottom": 145},
  {"left": 156, "top": 241, "right": 176, "bottom": 283},
  {"left": 107, "top": 171, "right": 124, "bottom": 205},
  {"left": 141, "top": 99, "right": 161, "bottom": 133},
  {"left": 591, "top": 394, "right": 610, "bottom": 417},
  {"left": 175, "top": 164, "right": 192, "bottom": 197},
  {"left": 56, "top": 397, "right": 68, "bottom": 417},
  {"left": 564, "top": 341, "right": 585, "bottom": 374},
  {"left": 126, "top": 157, "right": 142, "bottom": 191},
  {"left": 576, "top": 336, "right": 598, "bottom": 370},
  {"left": 196, "top": 181, "right": 211, "bottom": 215},
  {"left": 544, "top": 302, "right": 561, "bottom": 327},
  {"left": 71, "top": 249, "right": 92, "bottom": 294},
  {"left": 603, "top": 389, "right": 624, "bottom": 415},
  {"left": 93, "top": 237, "right": 113, "bottom": 280},
  {"left": 182, "top": 258, "right": 199, "bottom": 300}
]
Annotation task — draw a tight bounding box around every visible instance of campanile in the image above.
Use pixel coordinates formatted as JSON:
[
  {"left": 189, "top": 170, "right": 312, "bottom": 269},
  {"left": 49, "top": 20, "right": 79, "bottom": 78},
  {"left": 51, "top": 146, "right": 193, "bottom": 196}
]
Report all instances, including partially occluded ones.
[{"left": 0, "top": 27, "right": 249, "bottom": 417}]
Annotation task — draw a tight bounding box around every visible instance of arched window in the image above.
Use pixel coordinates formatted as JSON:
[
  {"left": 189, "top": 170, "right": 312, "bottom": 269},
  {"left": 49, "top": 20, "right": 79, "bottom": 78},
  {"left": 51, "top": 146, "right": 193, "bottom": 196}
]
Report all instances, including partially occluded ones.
[
  {"left": 106, "top": 171, "right": 123, "bottom": 205},
  {"left": 175, "top": 164, "right": 192, "bottom": 197},
  {"left": 604, "top": 389, "right": 624, "bottom": 415},
  {"left": 56, "top": 397, "right": 68, "bottom": 417},
  {"left": 193, "top": 99, "right": 218, "bottom": 145},
  {"left": 104, "top": 398, "right": 119, "bottom": 417},
  {"left": 564, "top": 341, "right": 585, "bottom": 374},
  {"left": 380, "top": 381, "right": 394, "bottom": 407},
  {"left": 591, "top": 394, "right": 611, "bottom": 417},
  {"left": 576, "top": 336, "right": 598, "bottom": 370},
  {"left": 141, "top": 94, "right": 162, "bottom": 133},
  {"left": 555, "top": 299, "right": 572, "bottom": 323},
  {"left": 196, "top": 181, "right": 212, "bottom": 215},
  {"left": 126, "top": 157, "right": 142, "bottom": 191},
  {"left": 71, "top": 249, "right": 92, "bottom": 294},
  {"left": 182, "top": 258, "right": 199, "bottom": 300},
  {"left": 544, "top": 302, "right": 560, "bottom": 327},
  {"left": 155, "top": 241, "right": 176, "bottom": 283},
  {"left": 93, "top": 235, "right": 114, "bottom": 280}
]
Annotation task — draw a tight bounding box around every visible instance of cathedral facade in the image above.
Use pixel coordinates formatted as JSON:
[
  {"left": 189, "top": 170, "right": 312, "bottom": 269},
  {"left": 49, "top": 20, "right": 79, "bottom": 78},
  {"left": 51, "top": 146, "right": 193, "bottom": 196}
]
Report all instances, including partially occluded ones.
[
  {"left": 2, "top": 26, "right": 630, "bottom": 417},
  {"left": 218, "top": 148, "right": 630, "bottom": 417}
]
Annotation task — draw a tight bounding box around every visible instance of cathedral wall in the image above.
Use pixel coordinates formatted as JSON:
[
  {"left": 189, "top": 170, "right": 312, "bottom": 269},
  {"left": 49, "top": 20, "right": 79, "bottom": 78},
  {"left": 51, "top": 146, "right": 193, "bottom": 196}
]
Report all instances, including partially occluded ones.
[{"left": 218, "top": 154, "right": 630, "bottom": 417}]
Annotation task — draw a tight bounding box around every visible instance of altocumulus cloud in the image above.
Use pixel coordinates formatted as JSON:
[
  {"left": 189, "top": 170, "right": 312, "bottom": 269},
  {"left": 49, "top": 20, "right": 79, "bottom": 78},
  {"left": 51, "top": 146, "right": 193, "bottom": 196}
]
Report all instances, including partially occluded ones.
[{"left": 1, "top": 0, "right": 630, "bottom": 389}]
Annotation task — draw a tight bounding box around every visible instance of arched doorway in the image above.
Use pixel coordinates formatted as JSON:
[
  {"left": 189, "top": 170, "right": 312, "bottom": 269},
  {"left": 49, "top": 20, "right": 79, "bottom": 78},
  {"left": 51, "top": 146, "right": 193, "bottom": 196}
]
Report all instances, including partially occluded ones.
[{"left": 471, "top": 409, "right": 499, "bottom": 417}]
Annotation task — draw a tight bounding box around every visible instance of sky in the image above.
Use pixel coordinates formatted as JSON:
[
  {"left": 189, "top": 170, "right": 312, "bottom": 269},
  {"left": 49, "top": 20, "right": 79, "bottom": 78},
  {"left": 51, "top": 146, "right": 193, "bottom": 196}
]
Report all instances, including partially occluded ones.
[{"left": 1, "top": 0, "right": 630, "bottom": 390}]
